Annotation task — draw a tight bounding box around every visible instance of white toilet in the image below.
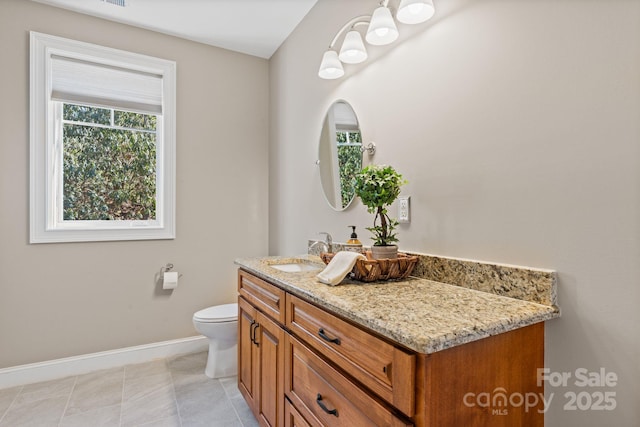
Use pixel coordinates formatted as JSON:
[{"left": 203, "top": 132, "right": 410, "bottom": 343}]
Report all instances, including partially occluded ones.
[{"left": 192, "top": 303, "right": 238, "bottom": 378}]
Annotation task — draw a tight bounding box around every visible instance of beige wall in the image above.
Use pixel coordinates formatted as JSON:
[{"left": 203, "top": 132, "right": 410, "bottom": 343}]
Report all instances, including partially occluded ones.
[
  {"left": 0, "top": 0, "right": 269, "bottom": 367},
  {"left": 269, "top": 0, "right": 639, "bottom": 425}
]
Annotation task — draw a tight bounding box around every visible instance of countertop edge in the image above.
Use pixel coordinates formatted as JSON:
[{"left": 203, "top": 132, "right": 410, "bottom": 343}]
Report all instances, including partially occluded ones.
[{"left": 235, "top": 256, "right": 560, "bottom": 354}]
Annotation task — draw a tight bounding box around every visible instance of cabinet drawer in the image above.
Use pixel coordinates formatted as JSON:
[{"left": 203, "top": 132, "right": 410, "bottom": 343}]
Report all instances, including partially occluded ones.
[
  {"left": 285, "top": 335, "right": 412, "bottom": 427},
  {"left": 238, "top": 270, "right": 286, "bottom": 324},
  {"left": 286, "top": 294, "right": 415, "bottom": 417}
]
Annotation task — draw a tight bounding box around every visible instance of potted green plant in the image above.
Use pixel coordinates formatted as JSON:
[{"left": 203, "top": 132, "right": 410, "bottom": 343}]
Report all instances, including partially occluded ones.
[{"left": 354, "top": 164, "right": 407, "bottom": 260}]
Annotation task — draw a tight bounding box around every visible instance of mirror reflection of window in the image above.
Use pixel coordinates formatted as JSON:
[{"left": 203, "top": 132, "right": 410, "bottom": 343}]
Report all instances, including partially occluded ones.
[
  {"left": 336, "top": 127, "right": 362, "bottom": 208},
  {"left": 318, "top": 101, "right": 362, "bottom": 211}
]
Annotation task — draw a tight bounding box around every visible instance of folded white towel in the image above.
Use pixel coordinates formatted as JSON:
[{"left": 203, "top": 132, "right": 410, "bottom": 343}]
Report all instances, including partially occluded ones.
[{"left": 316, "top": 251, "right": 366, "bottom": 286}]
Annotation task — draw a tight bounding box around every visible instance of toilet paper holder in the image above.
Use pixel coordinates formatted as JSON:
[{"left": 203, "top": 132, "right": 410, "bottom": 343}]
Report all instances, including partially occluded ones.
[{"left": 160, "top": 263, "right": 183, "bottom": 278}]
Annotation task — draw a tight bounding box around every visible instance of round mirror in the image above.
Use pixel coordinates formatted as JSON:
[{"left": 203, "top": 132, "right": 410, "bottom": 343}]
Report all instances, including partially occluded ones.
[{"left": 318, "top": 100, "right": 363, "bottom": 211}]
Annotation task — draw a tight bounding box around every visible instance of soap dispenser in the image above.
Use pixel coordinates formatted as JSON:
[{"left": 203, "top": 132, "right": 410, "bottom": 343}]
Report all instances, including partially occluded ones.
[{"left": 345, "top": 226, "right": 363, "bottom": 253}]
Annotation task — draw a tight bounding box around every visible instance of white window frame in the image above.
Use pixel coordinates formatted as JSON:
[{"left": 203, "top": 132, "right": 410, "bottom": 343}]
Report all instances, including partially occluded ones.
[{"left": 30, "top": 32, "right": 176, "bottom": 243}]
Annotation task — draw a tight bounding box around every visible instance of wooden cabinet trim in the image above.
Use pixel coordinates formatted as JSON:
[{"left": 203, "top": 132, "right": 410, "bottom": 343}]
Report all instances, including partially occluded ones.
[
  {"left": 238, "top": 269, "right": 286, "bottom": 324},
  {"left": 256, "top": 311, "right": 286, "bottom": 427},
  {"left": 284, "top": 397, "right": 314, "bottom": 427},
  {"left": 238, "top": 297, "right": 259, "bottom": 415}
]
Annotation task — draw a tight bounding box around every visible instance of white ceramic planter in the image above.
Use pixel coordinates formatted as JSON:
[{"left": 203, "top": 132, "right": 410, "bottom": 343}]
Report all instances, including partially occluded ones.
[{"left": 371, "top": 244, "right": 398, "bottom": 260}]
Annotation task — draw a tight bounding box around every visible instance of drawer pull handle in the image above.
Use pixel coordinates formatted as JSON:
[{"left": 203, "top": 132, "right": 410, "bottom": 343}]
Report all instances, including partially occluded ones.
[
  {"left": 316, "top": 393, "right": 338, "bottom": 417},
  {"left": 318, "top": 328, "right": 341, "bottom": 345},
  {"left": 251, "top": 322, "right": 260, "bottom": 347},
  {"left": 249, "top": 320, "right": 256, "bottom": 345}
]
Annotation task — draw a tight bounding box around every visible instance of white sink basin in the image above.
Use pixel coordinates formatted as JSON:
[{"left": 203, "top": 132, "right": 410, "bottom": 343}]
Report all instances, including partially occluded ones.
[{"left": 269, "top": 262, "right": 322, "bottom": 273}]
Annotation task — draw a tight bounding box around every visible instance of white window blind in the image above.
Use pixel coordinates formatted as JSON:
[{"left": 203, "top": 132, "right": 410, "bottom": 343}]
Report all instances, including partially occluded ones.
[
  {"left": 50, "top": 55, "right": 163, "bottom": 114},
  {"left": 332, "top": 101, "right": 359, "bottom": 131}
]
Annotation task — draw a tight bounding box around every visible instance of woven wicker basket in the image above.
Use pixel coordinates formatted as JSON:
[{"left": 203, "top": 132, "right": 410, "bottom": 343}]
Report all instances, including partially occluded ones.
[{"left": 320, "top": 252, "right": 418, "bottom": 282}]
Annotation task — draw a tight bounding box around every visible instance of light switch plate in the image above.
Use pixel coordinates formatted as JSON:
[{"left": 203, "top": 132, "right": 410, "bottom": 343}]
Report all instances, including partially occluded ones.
[{"left": 398, "top": 196, "right": 410, "bottom": 223}]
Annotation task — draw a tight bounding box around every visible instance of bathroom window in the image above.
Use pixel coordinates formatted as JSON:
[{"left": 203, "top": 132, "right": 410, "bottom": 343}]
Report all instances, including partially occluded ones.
[
  {"left": 60, "top": 104, "right": 158, "bottom": 221},
  {"left": 30, "top": 32, "right": 176, "bottom": 243}
]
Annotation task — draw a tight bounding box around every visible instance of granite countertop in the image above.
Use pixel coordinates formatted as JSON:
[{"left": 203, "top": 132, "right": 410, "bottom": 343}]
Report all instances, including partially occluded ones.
[{"left": 235, "top": 255, "right": 560, "bottom": 354}]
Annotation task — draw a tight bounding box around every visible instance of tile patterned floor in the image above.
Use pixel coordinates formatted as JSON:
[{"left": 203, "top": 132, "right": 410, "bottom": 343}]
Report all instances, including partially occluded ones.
[{"left": 0, "top": 352, "right": 258, "bottom": 427}]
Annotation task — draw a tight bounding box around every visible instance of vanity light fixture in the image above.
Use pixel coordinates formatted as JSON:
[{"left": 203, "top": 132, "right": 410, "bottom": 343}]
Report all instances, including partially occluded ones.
[
  {"left": 339, "top": 30, "right": 368, "bottom": 64},
  {"left": 319, "top": 15, "right": 370, "bottom": 79},
  {"left": 318, "top": 50, "right": 344, "bottom": 79},
  {"left": 397, "top": 0, "right": 435, "bottom": 24},
  {"left": 318, "top": 0, "right": 436, "bottom": 80},
  {"left": 366, "top": 3, "right": 399, "bottom": 45}
]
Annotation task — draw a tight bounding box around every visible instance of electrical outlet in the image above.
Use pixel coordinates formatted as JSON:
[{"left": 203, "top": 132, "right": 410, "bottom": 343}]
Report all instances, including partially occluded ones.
[{"left": 398, "top": 196, "right": 410, "bottom": 223}]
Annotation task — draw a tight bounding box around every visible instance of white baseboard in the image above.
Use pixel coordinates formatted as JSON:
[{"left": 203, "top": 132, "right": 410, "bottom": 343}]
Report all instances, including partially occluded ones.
[{"left": 0, "top": 335, "right": 208, "bottom": 389}]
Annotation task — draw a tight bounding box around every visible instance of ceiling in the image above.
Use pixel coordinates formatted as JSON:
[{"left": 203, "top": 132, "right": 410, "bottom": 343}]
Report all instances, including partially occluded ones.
[{"left": 31, "top": 0, "right": 318, "bottom": 59}]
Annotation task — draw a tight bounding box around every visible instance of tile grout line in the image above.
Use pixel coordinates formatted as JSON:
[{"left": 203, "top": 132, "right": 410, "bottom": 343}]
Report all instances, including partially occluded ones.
[
  {"left": 57, "top": 376, "right": 78, "bottom": 427},
  {"left": 118, "top": 365, "right": 127, "bottom": 427},
  {"left": 222, "top": 378, "right": 245, "bottom": 426},
  {"left": 0, "top": 384, "right": 24, "bottom": 425},
  {"left": 166, "top": 361, "right": 183, "bottom": 427}
]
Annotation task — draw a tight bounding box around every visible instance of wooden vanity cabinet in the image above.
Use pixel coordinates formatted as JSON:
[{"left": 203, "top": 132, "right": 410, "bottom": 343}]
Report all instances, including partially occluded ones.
[
  {"left": 238, "top": 271, "right": 286, "bottom": 427},
  {"left": 238, "top": 269, "right": 545, "bottom": 427}
]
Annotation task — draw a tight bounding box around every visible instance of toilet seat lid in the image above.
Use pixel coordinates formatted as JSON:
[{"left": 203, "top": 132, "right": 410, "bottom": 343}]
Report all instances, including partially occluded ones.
[{"left": 194, "top": 303, "right": 238, "bottom": 323}]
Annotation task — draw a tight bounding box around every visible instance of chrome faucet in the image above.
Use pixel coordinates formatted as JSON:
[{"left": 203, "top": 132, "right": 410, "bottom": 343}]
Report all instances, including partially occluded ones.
[
  {"left": 309, "top": 232, "right": 333, "bottom": 254},
  {"left": 319, "top": 232, "right": 332, "bottom": 251}
]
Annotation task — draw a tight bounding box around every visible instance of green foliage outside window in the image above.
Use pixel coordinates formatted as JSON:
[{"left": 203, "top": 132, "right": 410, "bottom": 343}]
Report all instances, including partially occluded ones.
[
  {"left": 336, "top": 130, "right": 362, "bottom": 208},
  {"left": 62, "top": 104, "right": 157, "bottom": 221}
]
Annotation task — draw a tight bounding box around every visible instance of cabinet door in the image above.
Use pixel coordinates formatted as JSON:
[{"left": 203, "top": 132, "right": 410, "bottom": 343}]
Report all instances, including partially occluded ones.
[
  {"left": 256, "top": 311, "right": 285, "bottom": 427},
  {"left": 238, "top": 297, "right": 259, "bottom": 414}
]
